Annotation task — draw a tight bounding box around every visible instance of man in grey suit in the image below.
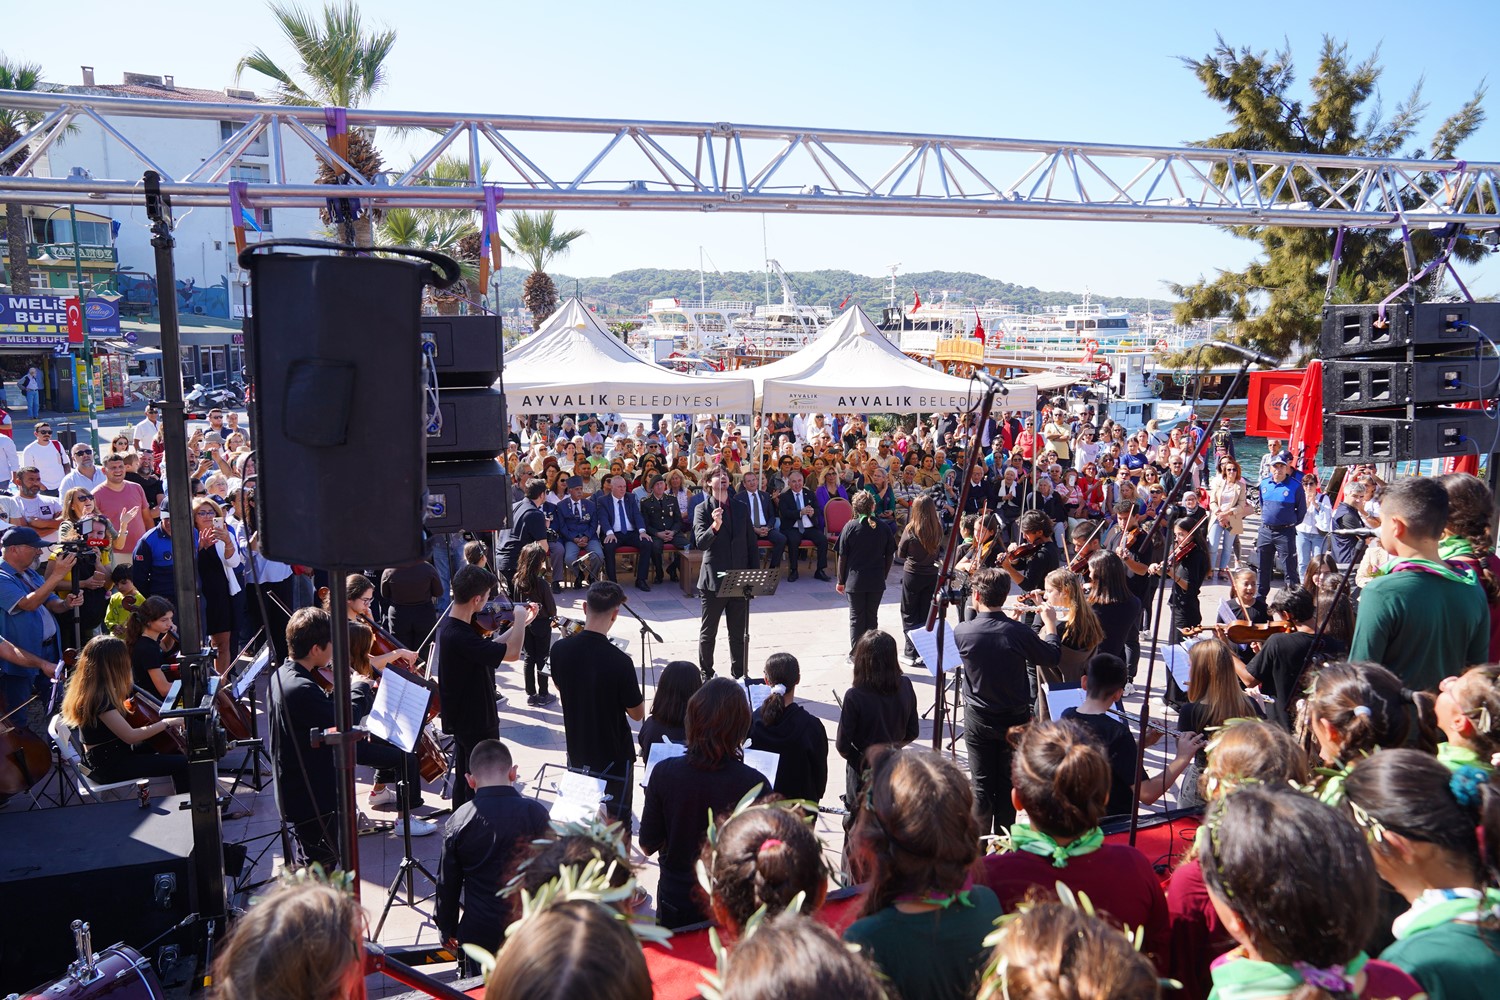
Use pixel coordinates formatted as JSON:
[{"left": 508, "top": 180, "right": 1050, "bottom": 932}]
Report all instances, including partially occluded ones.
[{"left": 693, "top": 468, "right": 758, "bottom": 679}]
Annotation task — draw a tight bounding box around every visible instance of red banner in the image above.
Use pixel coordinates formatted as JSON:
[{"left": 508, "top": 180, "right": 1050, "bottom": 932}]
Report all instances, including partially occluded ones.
[
  {"left": 65, "top": 297, "right": 83, "bottom": 344},
  {"left": 1244, "top": 369, "right": 1307, "bottom": 438}
]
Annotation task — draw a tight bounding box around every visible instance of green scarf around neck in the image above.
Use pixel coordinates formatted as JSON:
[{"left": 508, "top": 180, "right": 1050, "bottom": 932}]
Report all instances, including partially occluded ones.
[
  {"left": 1437, "top": 741, "right": 1495, "bottom": 774},
  {"left": 1440, "top": 535, "right": 1477, "bottom": 560},
  {"left": 1378, "top": 554, "right": 1476, "bottom": 587},
  {"left": 1006, "top": 823, "right": 1104, "bottom": 869},
  {"left": 1393, "top": 887, "right": 1500, "bottom": 939},
  {"left": 1207, "top": 951, "right": 1369, "bottom": 1000}
]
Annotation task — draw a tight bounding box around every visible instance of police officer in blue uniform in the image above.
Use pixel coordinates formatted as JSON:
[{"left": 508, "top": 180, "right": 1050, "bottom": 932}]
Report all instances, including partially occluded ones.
[{"left": 1254, "top": 449, "right": 1306, "bottom": 600}]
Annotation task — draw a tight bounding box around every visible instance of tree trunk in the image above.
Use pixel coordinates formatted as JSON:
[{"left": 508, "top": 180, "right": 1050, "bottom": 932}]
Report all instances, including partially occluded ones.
[{"left": 4, "top": 203, "right": 32, "bottom": 294}]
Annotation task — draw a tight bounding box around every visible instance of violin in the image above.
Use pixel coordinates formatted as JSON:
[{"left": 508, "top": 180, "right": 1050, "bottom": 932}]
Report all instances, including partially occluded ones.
[
  {"left": 1002, "top": 539, "right": 1043, "bottom": 565},
  {"left": 1182, "top": 620, "right": 1296, "bottom": 645},
  {"left": 121, "top": 594, "right": 179, "bottom": 656}
]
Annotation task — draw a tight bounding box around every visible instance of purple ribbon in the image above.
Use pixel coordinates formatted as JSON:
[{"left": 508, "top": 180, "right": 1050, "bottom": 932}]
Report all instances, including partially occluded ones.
[
  {"left": 482, "top": 183, "right": 504, "bottom": 256},
  {"left": 323, "top": 106, "right": 347, "bottom": 139},
  {"left": 1293, "top": 962, "right": 1350, "bottom": 992}
]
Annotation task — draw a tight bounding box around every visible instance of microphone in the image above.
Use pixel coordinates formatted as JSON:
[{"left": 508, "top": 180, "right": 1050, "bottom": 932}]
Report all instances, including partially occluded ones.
[
  {"left": 1330, "top": 526, "right": 1378, "bottom": 537},
  {"left": 971, "top": 371, "right": 1010, "bottom": 395},
  {"left": 1210, "top": 339, "right": 1282, "bottom": 368}
]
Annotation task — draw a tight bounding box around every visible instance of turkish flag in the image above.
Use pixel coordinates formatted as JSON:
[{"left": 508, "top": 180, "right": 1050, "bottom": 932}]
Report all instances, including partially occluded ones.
[
  {"left": 973, "top": 309, "right": 985, "bottom": 345},
  {"left": 65, "top": 297, "right": 83, "bottom": 344},
  {"left": 1244, "top": 369, "right": 1307, "bottom": 439},
  {"left": 912, "top": 290, "right": 922, "bottom": 313},
  {"left": 1287, "top": 360, "right": 1322, "bottom": 473}
]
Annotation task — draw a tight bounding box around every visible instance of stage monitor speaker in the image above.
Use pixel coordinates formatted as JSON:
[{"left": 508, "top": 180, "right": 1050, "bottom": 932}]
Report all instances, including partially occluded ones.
[
  {"left": 0, "top": 794, "right": 196, "bottom": 993},
  {"left": 1319, "top": 303, "right": 1500, "bottom": 359},
  {"left": 245, "top": 251, "right": 430, "bottom": 567},
  {"left": 1322, "top": 407, "right": 1500, "bottom": 464},
  {"left": 424, "top": 460, "right": 511, "bottom": 533},
  {"left": 1322, "top": 358, "right": 1500, "bottom": 411}
]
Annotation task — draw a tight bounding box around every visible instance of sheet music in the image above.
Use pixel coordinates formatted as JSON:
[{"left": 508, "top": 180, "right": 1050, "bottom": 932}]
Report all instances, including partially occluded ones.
[
  {"left": 550, "top": 770, "right": 607, "bottom": 824},
  {"left": 1162, "top": 644, "right": 1193, "bottom": 690},
  {"left": 233, "top": 646, "right": 271, "bottom": 701},
  {"left": 644, "top": 738, "right": 687, "bottom": 785},
  {"left": 1041, "top": 683, "right": 1087, "bottom": 720},
  {"left": 743, "top": 747, "right": 780, "bottom": 786},
  {"left": 740, "top": 678, "right": 774, "bottom": 713},
  {"left": 364, "top": 665, "right": 430, "bottom": 754},
  {"left": 907, "top": 625, "right": 963, "bottom": 677}
]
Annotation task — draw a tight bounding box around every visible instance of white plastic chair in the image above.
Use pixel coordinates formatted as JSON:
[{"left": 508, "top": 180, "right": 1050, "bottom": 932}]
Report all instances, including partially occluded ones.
[{"left": 48, "top": 715, "right": 173, "bottom": 804}]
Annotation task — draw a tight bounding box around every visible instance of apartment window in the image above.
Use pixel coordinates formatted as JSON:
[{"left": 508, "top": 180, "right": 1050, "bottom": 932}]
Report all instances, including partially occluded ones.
[
  {"left": 228, "top": 164, "right": 274, "bottom": 230},
  {"left": 219, "top": 121, "right": 268, "bottom": 156}
]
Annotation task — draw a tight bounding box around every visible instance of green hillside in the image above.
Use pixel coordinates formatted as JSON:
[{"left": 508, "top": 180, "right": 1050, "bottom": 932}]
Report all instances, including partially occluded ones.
[{"left": 491, "top": 267, "right": 1155, "bottom": 316}]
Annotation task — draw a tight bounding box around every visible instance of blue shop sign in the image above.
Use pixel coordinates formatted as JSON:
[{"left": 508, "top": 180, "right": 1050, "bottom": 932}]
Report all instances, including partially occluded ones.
[{"left": 0, "top": 294, "right": 119, "bottom": 345}]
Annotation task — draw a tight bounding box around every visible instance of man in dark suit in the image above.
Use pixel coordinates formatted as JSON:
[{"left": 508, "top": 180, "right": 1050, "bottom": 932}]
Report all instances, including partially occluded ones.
[
  {"left": 596, "top": 475, "right": 655, "bottom": 591},
  {"left": 959, "top": 460, "right": 996, "bottom": 515},
  {"left": 556, "top": 476, "right": 603, "bottom": 588},
  {"left": 693, "top": 468, "right": 758, "bottom": 679},
  {"left": 269, "top": 607, "right": 377, "bottom": 869},
  {"left": 777, "top": 469, "right": 829, "bottom": 582},
  {"left": 641, "top": 474, "right": 685, "bottom": 583},
  {"left": 952, "top": 567, "right": 1061, "bottom": 836},
  {"left": 736, "top": 470, "right": 786, "bottom": 571}
]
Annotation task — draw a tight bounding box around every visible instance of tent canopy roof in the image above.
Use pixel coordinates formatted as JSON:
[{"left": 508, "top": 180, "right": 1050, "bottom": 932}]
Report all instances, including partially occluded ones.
[{"left": 502, "top": 299, "right": 754, "bottom": 414}]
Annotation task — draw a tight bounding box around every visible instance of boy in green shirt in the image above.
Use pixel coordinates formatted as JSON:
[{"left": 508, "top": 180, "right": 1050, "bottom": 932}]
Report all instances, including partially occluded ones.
[
  {"left": 103, "top": 564, "right": 138, "bottom": 637},
  {"left": 1349, "top": 478, "right": 1489, "bottom": 691}
]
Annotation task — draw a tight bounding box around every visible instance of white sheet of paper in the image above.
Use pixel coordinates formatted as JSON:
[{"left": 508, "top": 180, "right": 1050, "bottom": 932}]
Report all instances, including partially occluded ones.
[
  {"left": 1162, "top": 644, "right": 1193, "bottom": 690},
  {"left": 1041, "top": 683, "right": 1087, "bottom": 720},
  {"left": 741, "top": 678, "right": 774, "bottom": 713},
  {"left": 743, "top": 747, "right": 780, "bottom": 787},
  {"left": 550, "top": 769, "right": 606, "bottom": 823},
  {"left": 364, "top": 667, "right": 430, "bottom": 754},
  {"left": 233, "top": 646, "right": 271, "bottom": 700},
  {"left": 643, "top": 738, "right": 687, "bottom": 785},
  {"left": 907, "top": 625, "right": 963, "bottom": 677}
]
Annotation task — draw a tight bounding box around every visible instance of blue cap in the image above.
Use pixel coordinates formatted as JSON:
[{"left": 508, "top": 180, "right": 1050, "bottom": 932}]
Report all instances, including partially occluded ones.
[
  {"left": 1, "top": 526, "right": 43, "bottom": 548},
  {"left": 1272, "top": 450, "right": 1293, "bottom": 465}
]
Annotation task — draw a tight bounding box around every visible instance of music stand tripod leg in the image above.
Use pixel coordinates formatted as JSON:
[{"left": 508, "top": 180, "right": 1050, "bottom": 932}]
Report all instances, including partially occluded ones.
[{"left": 373, "top": 779, "right": 438, "bottom": 940}]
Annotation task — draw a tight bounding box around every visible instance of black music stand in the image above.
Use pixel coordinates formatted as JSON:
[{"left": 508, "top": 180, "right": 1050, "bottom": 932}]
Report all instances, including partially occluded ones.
[
  {"left": 373, "top": 778, "right": 438, "bottom": 939},
  {"left": 715, "top": 568, "right": 780, "bottom": 672},
  {"left": 222, "top": 631, "right": 274, "bottom": 795}
]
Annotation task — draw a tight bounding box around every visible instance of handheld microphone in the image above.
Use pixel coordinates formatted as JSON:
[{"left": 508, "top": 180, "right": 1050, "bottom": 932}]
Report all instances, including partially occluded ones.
[{"left": 1330, "top": 526, "right": 1378, "bottom": 538}]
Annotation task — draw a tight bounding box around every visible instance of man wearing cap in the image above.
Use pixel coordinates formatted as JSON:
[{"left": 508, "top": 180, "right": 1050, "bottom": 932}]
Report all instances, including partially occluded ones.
[
  {"left": 131, "top": 500, "right": 179, "bottom": 602},
  {"left": 0, "top": 526, "right": 82, "bottom": 714},
  {"left": 1254, "top": 450, "right": 1306, "bottom": 601},
  {"left": 556, "top": 476, "right": 603, "bottom": 588}
]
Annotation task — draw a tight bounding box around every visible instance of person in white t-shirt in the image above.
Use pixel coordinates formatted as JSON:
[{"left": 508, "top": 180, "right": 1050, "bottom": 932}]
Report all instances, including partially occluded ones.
[
  {"left": 0, "top": 468, "right": 64, "bottom": 542},
  {"left": 0, "top": 432, "right": 17, "bottom": 492},
  {"left": 59, "top": 443, "right": 107, "bottom": 496},
  {"left": 19, "top": 423, "right": 68, "bottom": 491},
  {"left": 131, "top": 404, "right": 160, "bottom": 453}
]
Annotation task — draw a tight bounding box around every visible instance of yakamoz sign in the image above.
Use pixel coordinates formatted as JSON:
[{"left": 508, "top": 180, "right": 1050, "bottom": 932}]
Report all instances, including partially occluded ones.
[{"left": 1244, "top": 369, "right": 1307, "bottom": 438}]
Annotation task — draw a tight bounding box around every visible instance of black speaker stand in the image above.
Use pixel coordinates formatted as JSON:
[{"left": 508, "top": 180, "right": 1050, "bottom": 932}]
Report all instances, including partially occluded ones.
[{"left": 373, "top": 779, "right": 438, "bottom": 939}]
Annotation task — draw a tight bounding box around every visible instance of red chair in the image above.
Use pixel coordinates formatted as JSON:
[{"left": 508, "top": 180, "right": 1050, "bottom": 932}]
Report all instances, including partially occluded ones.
[{"left": 822, "top": 496, "right": 855, "bottom": 565}]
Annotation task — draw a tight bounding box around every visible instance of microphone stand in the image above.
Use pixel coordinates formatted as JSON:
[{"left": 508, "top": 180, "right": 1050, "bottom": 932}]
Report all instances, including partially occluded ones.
[
  {"left": 619, "top": 598, "right": 662, "bottom": 690},
  {"left": 927, "top": 376, "right": 1006, "bottom": 752},
  {"left": 1292, "top": 537, "right": 1364, "bottom": 684},
  {"left": 1126, "top": 347, "right": 1264, "bottom": 847}
]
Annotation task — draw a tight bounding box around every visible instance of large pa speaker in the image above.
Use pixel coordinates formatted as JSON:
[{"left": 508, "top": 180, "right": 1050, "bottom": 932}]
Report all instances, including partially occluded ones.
[
  {"left": 243, "top": 244, "right": 455, "bottom": 567},
  {"left": 420, "top": 315, "right": 509, "bottom": 531},
  {"left": 1323, "top": 407, "right": 1500, "bottom": 463},
  {"left": 1322, "top": 358, "right": 1500, "bottom": 411},
  {"left": 1319, "top": 303, "right": 1500, "bottom": 358}
]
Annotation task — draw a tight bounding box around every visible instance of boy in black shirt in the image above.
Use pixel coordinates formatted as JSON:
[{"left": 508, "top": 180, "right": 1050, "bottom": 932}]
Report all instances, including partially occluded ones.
[
  {"left": 436, "top": 739, "right": 548, "bottom": 972},
  {"left": 549, "top": 581, "right": 645, "bottom": 843},
  {"left": 436, "top": 565, "right": 531, "bottom": 809},
  {"left": 1061, "top": 654, "right": 1204, "bottom": 816}
]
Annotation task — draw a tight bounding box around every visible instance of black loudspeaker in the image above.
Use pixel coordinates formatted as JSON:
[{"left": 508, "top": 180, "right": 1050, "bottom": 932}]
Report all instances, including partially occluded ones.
[
  {"left": 1319, "top": 303, "right": 1500, "bottom": 358},
  {"left": 1322, "top": 407, "right": 1500, "bottom": 463},
  {"left": 422, "top": 315, "right": 508, "bottom": 532},
  {"left": 245, "top": 251, "right": 433, "bottom": 566},
  {"left": 0, "top": 794, "right": 196, "bottom": 992},
  {"left": 1322, "top": 358, "right": 1500, "bottom": 411}
]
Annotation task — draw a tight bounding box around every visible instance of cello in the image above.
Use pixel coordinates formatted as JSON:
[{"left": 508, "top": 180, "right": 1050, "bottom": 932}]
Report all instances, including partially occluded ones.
[{"left": 0, "top": 694, "right": 51, "bottom": 798}]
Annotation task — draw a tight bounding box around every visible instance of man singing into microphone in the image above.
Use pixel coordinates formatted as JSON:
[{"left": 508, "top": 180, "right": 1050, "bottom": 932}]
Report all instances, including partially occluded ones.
[{"left": 693, "top": 468, "right": 757, "bottom": 679}]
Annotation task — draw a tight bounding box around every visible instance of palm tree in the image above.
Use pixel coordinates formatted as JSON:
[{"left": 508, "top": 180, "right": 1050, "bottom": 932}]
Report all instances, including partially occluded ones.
[
  {"left": 235, "top": 0, "right": 396, "bottom": 245},
  {"left": 372, "top": 154, "right": 488, "bottom": 313},
  {"left": 0, "top": 56, "right": 46, "bottom": 294},
  {"left": 503, "top": 211, "right": 585, "bottom": 324}
]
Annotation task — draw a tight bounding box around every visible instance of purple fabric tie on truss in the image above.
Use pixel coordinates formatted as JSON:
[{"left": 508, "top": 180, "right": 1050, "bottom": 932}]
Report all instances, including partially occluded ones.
[
  {"left": 481, "top": 184, "right": 504, "bottom": 256},
  {"left": 1378, "top": 231, "right": 1460, "bottom": 323},
  {"left": 323, "top": 106, "right": 347, "bottom": 139},
  {"left": 1331, "top": 225, "right": 1345, "bottom": 264}
]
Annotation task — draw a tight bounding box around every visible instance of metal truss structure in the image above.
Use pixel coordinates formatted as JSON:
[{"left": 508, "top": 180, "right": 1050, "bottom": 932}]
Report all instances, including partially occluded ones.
[{"left": 2, "top": 88, "right": 1499, "bottom": 228}]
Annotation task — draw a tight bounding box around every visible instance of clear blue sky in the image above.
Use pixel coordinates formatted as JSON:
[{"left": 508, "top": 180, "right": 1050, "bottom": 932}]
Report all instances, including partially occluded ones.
[{"left": 7, "top": 0, "right": 1499, "bottom": 299}]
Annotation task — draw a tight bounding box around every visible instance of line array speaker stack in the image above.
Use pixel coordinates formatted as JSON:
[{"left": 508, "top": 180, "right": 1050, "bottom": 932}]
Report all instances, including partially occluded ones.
[
  {"left": 421, "top": 315, "right": 510, "bottom": 533},
  {"left": 1320, "top": 303, "right": 1500, "bottom": 464}
]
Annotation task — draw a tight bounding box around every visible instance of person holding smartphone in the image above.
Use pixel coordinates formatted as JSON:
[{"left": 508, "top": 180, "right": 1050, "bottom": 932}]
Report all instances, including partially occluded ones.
[{"left": 191, "top": 496, "right": 240, "bottom": 674}]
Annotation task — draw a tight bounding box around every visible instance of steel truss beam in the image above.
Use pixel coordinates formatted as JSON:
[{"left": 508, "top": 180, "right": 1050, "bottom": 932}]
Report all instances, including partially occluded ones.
[{"left": 1, "top": 89, "right": 1498, "bottom": 227}]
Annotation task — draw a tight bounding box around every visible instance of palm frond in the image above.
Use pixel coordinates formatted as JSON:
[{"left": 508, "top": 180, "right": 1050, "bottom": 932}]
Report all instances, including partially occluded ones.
[{"left": 239, "top": 1, "right": 395, "bottom": 109}]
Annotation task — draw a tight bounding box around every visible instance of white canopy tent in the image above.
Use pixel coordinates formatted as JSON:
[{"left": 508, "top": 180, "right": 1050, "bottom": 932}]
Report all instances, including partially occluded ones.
[
  {"left": 719, "top": 306, "right": 1039, "bottom": 414},
  {"left": 502, "top": 299, "right": 755, "bottom": 414}
]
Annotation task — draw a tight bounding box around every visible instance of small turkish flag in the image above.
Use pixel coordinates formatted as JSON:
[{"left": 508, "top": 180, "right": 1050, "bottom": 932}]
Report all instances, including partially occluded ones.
[{"left": 65, "top": 298, "right": 83, "bottom": 344}]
